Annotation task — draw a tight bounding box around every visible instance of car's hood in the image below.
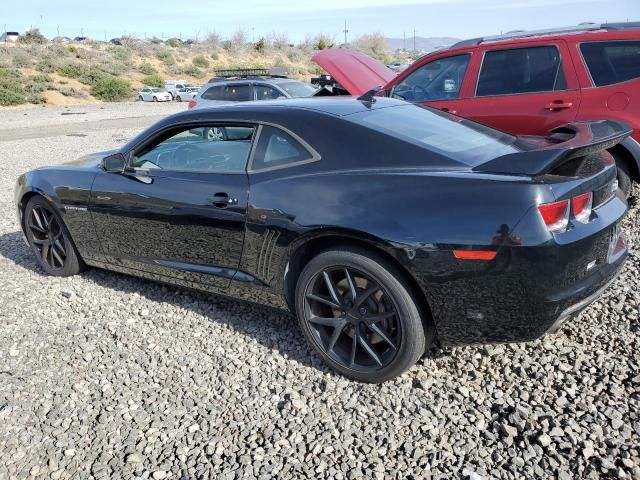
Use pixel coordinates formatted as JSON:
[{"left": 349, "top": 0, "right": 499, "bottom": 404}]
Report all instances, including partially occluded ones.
[{"left": 312, "top": 48, "right": 396, "bottom": 96}]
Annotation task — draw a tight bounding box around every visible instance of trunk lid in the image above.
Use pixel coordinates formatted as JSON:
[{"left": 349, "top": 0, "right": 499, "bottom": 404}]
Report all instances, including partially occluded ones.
[{"left": 312, "top": 49, "right": 396, "bottom": 96}]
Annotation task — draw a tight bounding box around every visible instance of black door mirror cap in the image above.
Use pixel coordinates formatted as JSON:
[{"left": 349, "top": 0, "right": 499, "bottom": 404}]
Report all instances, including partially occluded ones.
[{"left": 102, "top": 153, "right": 126, "bottom": 173}]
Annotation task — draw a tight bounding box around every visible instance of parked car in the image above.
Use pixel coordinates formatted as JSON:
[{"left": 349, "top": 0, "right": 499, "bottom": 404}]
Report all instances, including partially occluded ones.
[
  {"left": 138, "top": 87, "right": 172, "bottom": 102},
  {"left": 313, "top": 22, "right": 640, "bottom": 196},
  {"left": 15, "top": 97, "right": 629, "bottom": 382},
  {"left": 165, "top": 80, "right": 195, "bottom": 100},
  {"left": 0, "top": 31, "right": 19, "bottom": 42},
  {"left": 189, "top": 69, "right": 317, "bottom": 109},
  {"left": 109, "top": 38, "right": 123, "bottom": 46},
  {"left": 174, "top": 88, "right": 197, "bottom": 102}
]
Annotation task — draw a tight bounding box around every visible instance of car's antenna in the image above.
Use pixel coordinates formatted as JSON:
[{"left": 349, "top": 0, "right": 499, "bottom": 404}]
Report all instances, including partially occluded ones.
[{"left": 357, "top": 86, "right": 383, "bottom": 105}]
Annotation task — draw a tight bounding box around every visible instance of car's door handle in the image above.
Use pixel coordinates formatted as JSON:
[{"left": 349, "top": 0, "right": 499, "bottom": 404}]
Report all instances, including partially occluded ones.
[
  {"left": 544, "top": 101, "right": 573, "bottom": 111},
  {"left": 208, "top": 193, "right": 237, "bottom": 208}
]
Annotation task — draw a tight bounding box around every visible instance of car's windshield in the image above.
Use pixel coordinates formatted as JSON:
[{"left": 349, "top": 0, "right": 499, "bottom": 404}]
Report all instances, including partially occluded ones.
[
  {"left": 349, "top": 104, "right": 520, "bottom": 166},
  {"left": 277, "top": 81, "right": 317, "bottom": 98},
  {"left": 151, "top": 88, "right": 162, "bottom": 93}
]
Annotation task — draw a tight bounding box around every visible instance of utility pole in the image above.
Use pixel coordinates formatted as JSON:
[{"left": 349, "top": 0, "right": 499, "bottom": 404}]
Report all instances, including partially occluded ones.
[
  {"left": 57, "top": 26, "right": 60, "bottom": 38},
  {"left": 403, "top": 31, "right": 406, "bottom": 51},
  {"left": 413, "top": 29, "right": 417, "bottom": 57},
  {"left": 343, "top": 20, "right": 348, "bottom": 45}
]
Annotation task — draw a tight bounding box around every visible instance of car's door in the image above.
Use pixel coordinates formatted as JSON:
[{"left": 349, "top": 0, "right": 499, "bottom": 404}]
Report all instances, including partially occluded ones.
[
  {"left": 389, "top": 52, "right": 475, "bottom": 115},
  {"left": 223, "top": 83, "right": 253, "bottom": 102},
  {"left": 459, "top": 42, "right": 581, "bottom": 136},
  {"left": 140, "top": 88, "right": 150, "bottom": 101},
  {"left": 90, "top": 123, "right": 256, "bottom": 291}
]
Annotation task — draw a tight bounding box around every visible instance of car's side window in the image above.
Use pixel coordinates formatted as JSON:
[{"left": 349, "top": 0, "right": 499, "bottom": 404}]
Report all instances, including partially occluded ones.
[
  {"left": 392, "top": 54, "right": 471, "bottom": 102},
  {"left": 476, "top": 45, "right": 567, "bottom": 97},
  {"left": 255, "top": 85, "right": 285, "bottom": 100},
  {"left": 201, "top": 85, "right": 225, "bottom": 100},
  {"left": 580, "top": 41, "right": 640, "bottom": 87},
  {"left": 224, "top": 84, "right": 252, "bottom": 102},
  {"left": 250, "top": 125, "right": 317, "bottom": 171},
  {"left": 131, "top": 125, "right": 255, "bottom": 173}
]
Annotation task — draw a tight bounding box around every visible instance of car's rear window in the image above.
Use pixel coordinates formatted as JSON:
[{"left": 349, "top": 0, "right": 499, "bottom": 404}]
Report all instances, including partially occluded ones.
[
  {"left": 277, "top": 81, "right": 317, "bottom": 98},
  {"left": 349, "top": 104, "right": 520, "bottom": 166},
  {"left": 580, "top": 41, "right": 640, "bottom": 87}
]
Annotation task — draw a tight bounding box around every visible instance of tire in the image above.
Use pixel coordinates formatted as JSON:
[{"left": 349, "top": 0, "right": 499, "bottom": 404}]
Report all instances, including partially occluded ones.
[
  {"left": 23, "top": 196, "right": 85, "bottom": 277},
  {"left": 176, "top": 96, "right": 182, "bottom": 102},
  {"left": 295, "top": 247, "right": 429, "bottom": 383},
  {"left": 138, "top": 95, "right": 143, "bottom": 102},
  {"left": 153, "top": 96, "right": 158, "bottom": 102}
]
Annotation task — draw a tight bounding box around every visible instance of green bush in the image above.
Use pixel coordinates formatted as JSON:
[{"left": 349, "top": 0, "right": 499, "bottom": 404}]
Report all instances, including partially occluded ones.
[
  {"left": 26, "top": 92, "right": 46, "bottom": 104},
  {"left": 156, "top": 51, "right": 175, "bottom": 66},
  {"left": 18, "top": 29, "right": 47, "bottom": 45},
  {"left": 254, "top": 38, "right": 266, "bottom": 53},
  {"left": 166, "top": 38, "right": 182, "bottom": 48},
  {"left": 36, "top": 56, "right": 58, "bottom": 73},
  {"left": 192, "top": 55, "right": 209, "bottom": 68},
  {"left": 57, "top": 63, "right": 110, "bottom": 85},
  {"left": 58, "top": 86, "right": 86, "bottom": 98},
  {"left": 0, "top": 88, "right": 26, "bottom": 106},
  {"left": 12, "top": 53, "right": 30, "bottom": 68},
  {"left": 142, "top": 74, "right": 164, "bottom": 87},
  {"left": 138, "top": 62, "right": 157, "bottom": 75},
  {"left": 91, "top": 77, "right": 131, "bottom": 102},
  {"left": 180, "top": 65, "right": 204, "bottom": 78},
  {"left": 0, "top": 75, "right": 27, "bottom": 105}
]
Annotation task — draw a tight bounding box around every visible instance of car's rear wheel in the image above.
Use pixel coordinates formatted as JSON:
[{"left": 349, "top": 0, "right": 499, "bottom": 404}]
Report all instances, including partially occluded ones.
[
  {"left": 295, "top": 248, "right": 428, "bottom": 383},
  {"left": 24, "top": 196, "right": 85, "bottom": 277},
  {"left": 176, "top": 95, "right": 182, "bottom": 102},
  {"left": 203, "top": 127, "right": 226, "bottom": 142}
]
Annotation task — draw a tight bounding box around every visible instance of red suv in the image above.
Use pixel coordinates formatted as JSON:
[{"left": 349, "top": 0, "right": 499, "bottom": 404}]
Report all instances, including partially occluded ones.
[{"left": 314, "top": 23, "right": 640, "bottom": 195}]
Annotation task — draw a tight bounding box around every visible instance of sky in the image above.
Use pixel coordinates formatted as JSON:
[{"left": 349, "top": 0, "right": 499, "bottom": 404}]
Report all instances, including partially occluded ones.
[{"left": 3, "top": 0, "right": 639, "bottom": 42}]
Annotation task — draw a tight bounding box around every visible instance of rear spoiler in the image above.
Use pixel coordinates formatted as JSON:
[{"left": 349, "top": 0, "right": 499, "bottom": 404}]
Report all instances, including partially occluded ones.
[{"left": 474, "top": 121, "right": 632, "bottom": 176}]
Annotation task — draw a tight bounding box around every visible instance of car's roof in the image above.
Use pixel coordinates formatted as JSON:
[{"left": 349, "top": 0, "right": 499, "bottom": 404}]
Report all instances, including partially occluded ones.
[
  {"left": 176, "top": 97, "right": 406, "bottom": 119},
  {"left": 203, "top": 77, "right": 306, "bottom": 87}
]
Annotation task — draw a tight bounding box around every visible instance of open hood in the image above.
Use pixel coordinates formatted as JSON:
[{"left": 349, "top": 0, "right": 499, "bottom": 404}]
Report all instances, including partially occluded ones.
[{"left": 312, "top": 49, "right": 396, "bottom": 96}]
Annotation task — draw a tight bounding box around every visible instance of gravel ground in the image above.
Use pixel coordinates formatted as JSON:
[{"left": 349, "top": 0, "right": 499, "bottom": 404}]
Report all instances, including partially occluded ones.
[
  {"left": 0, "top": 102, "right": 185, "bottom": 129},
  {"left": 0, "top": 120, "right": 638, "bottom": 480}
]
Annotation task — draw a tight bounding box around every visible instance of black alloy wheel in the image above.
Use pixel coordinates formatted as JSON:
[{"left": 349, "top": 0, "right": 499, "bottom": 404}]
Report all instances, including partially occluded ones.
[
  {"left": 24, "top": 196, "right": 84, "bottom": 277},
  {"left": 28, "top": 203, "right": 67, "bottom": 270},
  {"left": 296, "top": 248, "right": 428, "bottom": 382}
]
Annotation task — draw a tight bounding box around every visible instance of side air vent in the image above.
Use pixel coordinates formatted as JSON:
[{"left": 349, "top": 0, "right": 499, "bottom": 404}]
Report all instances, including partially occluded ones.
[{"left": 257, "top": 229, "right": 281, "bottom": 281}]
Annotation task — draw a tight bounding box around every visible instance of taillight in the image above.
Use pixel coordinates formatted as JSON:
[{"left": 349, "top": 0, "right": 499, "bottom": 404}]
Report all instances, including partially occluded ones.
[
  {"left": 572, "top": 192, "right": 593, "bottom": 223},
  {"left": 537, "top": 200, "right": 570, "bottom": 233},
  {"left": 187, "top": 100, "right": 196, "bottom": 109}
]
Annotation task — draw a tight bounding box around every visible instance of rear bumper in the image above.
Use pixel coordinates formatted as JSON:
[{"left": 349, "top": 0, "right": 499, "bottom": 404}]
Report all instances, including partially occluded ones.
[
  {"left": 546, "top": 264, "right": 622, "bottom": 333},
  {"left": 423, "top": 192, "right": 629, "bottom": 347}
]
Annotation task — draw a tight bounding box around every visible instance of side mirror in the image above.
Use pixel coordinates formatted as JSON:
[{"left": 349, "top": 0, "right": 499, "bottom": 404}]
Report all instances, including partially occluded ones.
[{"left": 102, "top": 153, "right": 126, "bottom": 173}]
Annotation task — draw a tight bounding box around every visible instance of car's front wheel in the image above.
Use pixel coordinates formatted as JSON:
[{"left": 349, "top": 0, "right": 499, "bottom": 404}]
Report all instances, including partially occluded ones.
[
  {"left": 295, "top": 248, "right": 429, "bottom": 382},
  {"left": 153, "top": 96, "right": 158, "bottom": 102},
  {"left": 138, "top": 95, "right": 143, "bottom": 101},
  {"left": 23, "top": 196, "right": 85, "bottom": 277},
  {"left": 176, "top": 96, "right": 182, "bottom": 102}
]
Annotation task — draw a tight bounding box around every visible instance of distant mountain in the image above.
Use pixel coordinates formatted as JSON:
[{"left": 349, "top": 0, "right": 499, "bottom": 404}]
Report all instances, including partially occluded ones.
[{"left": 385, "top": 36, "right": 461, "bottom": 53}]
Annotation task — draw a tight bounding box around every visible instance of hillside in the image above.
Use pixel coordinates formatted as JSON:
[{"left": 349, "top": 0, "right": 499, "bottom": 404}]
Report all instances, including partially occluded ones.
[{"left": 0, "top": 34, "right": 406, "bottom": 107}]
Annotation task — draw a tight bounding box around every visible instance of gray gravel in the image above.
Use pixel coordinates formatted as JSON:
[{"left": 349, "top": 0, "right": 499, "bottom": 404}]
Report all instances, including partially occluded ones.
[{"left": 0, "top": 114, "right": 638, "bottom": 480}]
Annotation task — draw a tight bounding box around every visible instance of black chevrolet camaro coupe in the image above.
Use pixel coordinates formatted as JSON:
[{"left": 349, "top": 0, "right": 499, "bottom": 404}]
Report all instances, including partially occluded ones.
[{"left": 15, "top": 97, "right": 629, "bottom": 382}]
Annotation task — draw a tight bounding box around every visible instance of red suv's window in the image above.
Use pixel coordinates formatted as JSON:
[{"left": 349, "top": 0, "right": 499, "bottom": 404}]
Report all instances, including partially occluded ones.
[
  {"left": 476, "top": 46, "right": 567, "bottom": 96},
  {"left": 580, "top": 41, "right": 640, "bottom": 87},
  {"left": 391, "top": 54, "right": 471, "bottom": 102}
]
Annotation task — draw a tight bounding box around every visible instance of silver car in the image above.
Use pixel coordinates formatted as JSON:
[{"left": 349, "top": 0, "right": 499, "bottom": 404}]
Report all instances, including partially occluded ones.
[
  {"left": 138, "top": 88, "right": 172, "bottom": 102},
  {"left": 190, "top": 77, "right": 317, "bottom": 109},
  {"left": 174, "top": 88, "right": 198, "bottom": 102}
]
